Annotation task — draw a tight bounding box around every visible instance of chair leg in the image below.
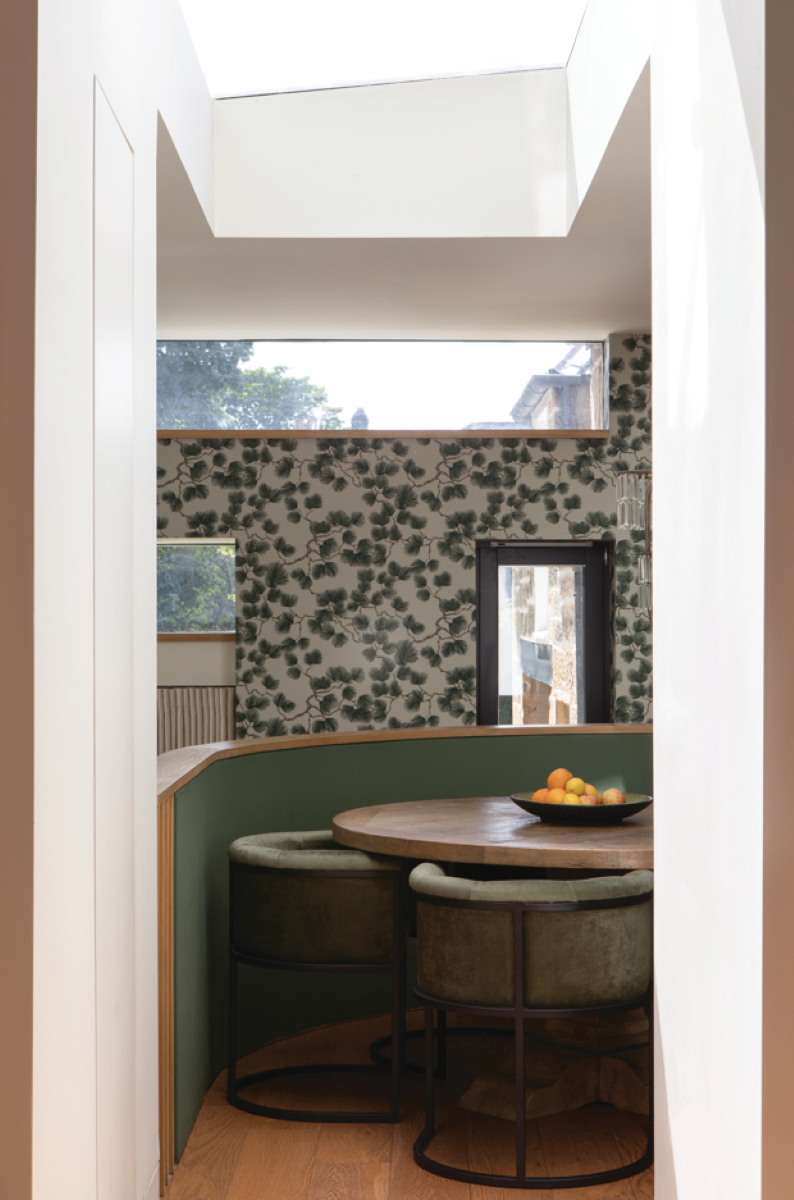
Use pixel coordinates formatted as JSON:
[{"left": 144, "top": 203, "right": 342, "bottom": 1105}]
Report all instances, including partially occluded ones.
[
  {"left": 437, "top": 1008, "right": 447, "bottom": 1079},
  {"left": 424, "top": 1004, "right": 435, "bottom": 1137},
  {"left": 515, "top": 1011, "right": 525, "bottom": 1184},
  {"left": 390, "top": 937, "right": 403, "bottom": 1120}
]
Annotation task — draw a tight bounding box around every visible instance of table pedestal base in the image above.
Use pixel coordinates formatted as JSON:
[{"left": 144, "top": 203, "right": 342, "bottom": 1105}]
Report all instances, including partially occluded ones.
[{"left": 458, "top": 1009, "right": 649, "bottom": 1121}]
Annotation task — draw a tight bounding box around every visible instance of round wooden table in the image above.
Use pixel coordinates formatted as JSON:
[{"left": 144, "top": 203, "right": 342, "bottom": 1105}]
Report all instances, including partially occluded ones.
[
  {"left": 333, "top": 795, "right": 654, "bottom": 1126},
  {"left": 332, "top": 795, "right": 653, "bottom": 870}
]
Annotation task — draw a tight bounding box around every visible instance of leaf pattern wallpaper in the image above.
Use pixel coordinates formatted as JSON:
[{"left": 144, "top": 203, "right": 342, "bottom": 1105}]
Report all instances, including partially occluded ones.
[{"left": 157, "top": 335, "right": 652, "bottom": 736}]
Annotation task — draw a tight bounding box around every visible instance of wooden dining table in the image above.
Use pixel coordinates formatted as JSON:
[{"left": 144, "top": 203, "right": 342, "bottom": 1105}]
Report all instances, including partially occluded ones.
[{"left": 332, "top": 794, "right": 654, "bottom": 870}]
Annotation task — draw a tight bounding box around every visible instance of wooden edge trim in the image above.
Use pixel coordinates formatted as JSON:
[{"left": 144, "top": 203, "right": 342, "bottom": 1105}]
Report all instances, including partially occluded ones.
[
  {"left": 157, "top": 633, "right": 235, "bottom": 642},
  {"left": 158, "top": 795, "right": 175, "bottom": 1194},
  {"left": 333, "top": 828, "right": 654, "bottom": 872},
  {"left": 157, "top": 723, "right": 653, "bottom": 805},
  {"left": 156, "top": 429, "right": 610, "bottom": 441},
  {"left": 168, "top": 799, "right": 175, "bottom": 1186}
]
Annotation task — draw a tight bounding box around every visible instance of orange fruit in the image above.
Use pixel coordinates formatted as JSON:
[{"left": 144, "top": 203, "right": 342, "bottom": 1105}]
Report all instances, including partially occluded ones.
[
  {"left": 547, "top": 788, "right": 567, "bottom": 804},
  {"left": 532, "top": 788, "right": 549, "bottom": 804},
  {"left": 547, "top": 768, "right": 573, "bottom": 791}
]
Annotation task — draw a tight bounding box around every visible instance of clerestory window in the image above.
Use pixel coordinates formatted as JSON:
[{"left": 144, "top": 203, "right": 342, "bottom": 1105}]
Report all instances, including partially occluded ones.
[{"left": 156, "top": 340, "right": 609, "bottom": 436}]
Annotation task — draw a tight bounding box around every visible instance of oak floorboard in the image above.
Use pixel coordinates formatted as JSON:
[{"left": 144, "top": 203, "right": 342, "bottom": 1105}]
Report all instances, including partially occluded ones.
[
  {"left": 630, "top": 1164, "right": 654, "bottom": 1200},
  {"left": 234, "top": 1012, "right": 389, "bottom": 1076},
  {"left": 223, "top": 1117, "right": 321, "bottom": 1200},
  {"left": 541, "top": 1106, "right": 637, "bottom": 1200},
  {"left": 314, "top": 1122, "right": 393, "bottom": 1165},
  {"left": 307, "top": 1162, "right": 391, "bottom": 1200},
  {"left": 466, "top": 1110, "right": 553, "bottom": 1200},
  {"left": 389, "top": 1079, "right": 471, "bottom": 1200},
  {"left": 203, "top": 1069, "right": 229, "bottom": 1108},
  {"left": 226, "top": 1013, "right": 396, "bottom": 1119},
  {"left": 604, "top": 1109, "right": 654, "bottom": 1200},
  {"left": 166, "top": 1016, "right": 652, "bottom": 1200},
  {"left": 166, "top": 1104, "right": 252, "bottom": 1200},
  {"left": 245, "top": 1071, "right": 393, "bottom": 1117}
]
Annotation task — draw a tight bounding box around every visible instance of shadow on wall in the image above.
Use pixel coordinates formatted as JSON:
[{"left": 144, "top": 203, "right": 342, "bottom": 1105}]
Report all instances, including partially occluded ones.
[
  {"left": 157, "top": 336, "right": 652, "bottom": 737},
  {"left": 654, "top": 986, "right": 680, "bottom": 1200}
]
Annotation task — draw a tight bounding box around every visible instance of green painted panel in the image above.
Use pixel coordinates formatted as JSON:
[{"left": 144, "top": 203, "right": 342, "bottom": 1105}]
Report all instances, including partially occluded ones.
[{"left": 173, "top": 732, "right": 652, "bottom": 1154}]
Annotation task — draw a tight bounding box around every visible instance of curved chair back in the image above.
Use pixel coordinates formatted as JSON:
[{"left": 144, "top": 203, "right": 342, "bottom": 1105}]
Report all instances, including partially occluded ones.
[
  {"left": 229, "top": 831, "right": 401, "bottom": 966},
  {"left": 410, "top": 863, "right": 653, "bottom": 1011}
]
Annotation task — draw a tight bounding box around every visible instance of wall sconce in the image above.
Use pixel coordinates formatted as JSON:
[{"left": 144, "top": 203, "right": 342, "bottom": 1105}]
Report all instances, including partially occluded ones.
[{"left": 616, "top": 470, "right": 652, "bottom": 612}]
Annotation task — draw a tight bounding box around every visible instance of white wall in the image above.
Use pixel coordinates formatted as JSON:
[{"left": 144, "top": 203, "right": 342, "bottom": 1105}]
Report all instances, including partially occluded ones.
[
  {"left": 34, "top": 0, "right": 159, "bottom": 1197},
  {"left": 211, "top": 12, "right": 657, "bottom": 243},
  {"left": 156, "top": 0, "right": 214, "bottom": 228},
  {"left": 94, "top": 84, "right": 137, "bottom": 1197},
  {"left": 566, "top": 0, "right": 652, "bottom": 225},
  {"left": 651, "top": 1, "right": 764, "bottom": 1196},
  {"left": 214, "top": 70, "right": 568, "bottom": 238}
]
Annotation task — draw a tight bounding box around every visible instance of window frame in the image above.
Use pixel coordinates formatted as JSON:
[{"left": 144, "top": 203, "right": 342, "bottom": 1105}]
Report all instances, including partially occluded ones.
[
  {"left": 156, "top": 537, "right": 237, "bottom": 638},
  {"left": 475, "top": 539, "right": 613, "bottom": 726}
]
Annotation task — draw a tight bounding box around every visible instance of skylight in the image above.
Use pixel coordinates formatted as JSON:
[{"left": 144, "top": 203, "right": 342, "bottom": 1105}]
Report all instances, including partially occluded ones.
[{"left": 178, "top": 0, "right": 588, "bottom": 99}]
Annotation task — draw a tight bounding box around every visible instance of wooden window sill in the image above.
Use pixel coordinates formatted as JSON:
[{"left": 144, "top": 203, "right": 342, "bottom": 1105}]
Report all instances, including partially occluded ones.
[
  {"left": 157, "top": 632, "right": 235, "bottom": 642},
  {"left": 157, "top": 429, "right": 609, "bottom": 441}
]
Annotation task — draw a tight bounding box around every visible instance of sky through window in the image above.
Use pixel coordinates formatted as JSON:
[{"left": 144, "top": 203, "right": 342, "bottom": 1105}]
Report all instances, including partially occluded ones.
[{"left": 178, "top": 0, "right": 588, "bottom": 98}]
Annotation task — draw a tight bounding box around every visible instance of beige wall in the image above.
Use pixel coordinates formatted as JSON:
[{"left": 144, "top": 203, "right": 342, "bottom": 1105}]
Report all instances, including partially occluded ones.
[
  {"left": 157, "top": 640, "right": 235, "bottom": 686},
  {"left": 0, "top": 1, "right": 36, "bottom": 1194}
]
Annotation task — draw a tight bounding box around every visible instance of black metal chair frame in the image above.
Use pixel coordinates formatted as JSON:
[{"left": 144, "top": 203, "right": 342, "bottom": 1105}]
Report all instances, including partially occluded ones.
[
  {"left": 369, "top": 863, "right": 516, "bottom": 1076},
  {"left": 370, "top": 1016, "right": 515, "bottom": 1077},
  {"left": 228, "top": 860, "right": 406, "bottom": 1123},
  {"left": 413, "top": 889, "right": 654, "bottom": 1189}
]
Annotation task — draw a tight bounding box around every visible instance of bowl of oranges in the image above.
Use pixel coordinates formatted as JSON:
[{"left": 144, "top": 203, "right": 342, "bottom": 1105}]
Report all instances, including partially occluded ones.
[{"left": 512, "top": 768, "right": 652, "bottom": 825}]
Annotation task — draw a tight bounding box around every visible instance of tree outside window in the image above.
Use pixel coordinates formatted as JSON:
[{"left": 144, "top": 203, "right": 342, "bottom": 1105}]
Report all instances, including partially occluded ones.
[{"left": 157, "top": 542, "right": 236, "bottom": 633}]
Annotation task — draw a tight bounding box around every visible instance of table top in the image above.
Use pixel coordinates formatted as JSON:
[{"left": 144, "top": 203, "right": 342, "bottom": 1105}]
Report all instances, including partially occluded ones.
[{"left": 332, "top": 795, "right": 654, "bottom": 870}]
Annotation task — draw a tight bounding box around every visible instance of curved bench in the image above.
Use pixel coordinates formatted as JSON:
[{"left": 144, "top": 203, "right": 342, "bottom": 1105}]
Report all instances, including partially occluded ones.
[{"left": 157, "top": 723, "right": 653, "bottom": 1176}]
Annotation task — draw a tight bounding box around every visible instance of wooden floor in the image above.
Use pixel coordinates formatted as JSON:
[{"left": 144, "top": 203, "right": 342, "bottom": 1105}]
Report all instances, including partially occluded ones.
[{"left": 166, "top": 1012, "right": 653, "bottom": 1199}]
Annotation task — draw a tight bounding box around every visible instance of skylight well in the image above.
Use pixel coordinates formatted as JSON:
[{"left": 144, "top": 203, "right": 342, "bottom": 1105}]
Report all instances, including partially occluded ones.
[{"left": 178, "top": 0, "right": 588, "bottom": 98}]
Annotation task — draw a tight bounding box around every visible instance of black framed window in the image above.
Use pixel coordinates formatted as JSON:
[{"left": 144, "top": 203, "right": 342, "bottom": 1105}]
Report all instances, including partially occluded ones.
[{"left": 476, "top": 541, "right": 612, "bottom": 726}]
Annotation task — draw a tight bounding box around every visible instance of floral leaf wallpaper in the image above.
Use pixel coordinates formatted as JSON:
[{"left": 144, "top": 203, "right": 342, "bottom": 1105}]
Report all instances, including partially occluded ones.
[{"left": 157, "top": 335, "right": 652, "bottom": 736}]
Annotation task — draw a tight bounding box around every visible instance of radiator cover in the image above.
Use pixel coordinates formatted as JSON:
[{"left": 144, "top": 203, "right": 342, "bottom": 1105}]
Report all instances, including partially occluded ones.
[{"left": 157, "top": 686, "right": 236, "bottom": 755}]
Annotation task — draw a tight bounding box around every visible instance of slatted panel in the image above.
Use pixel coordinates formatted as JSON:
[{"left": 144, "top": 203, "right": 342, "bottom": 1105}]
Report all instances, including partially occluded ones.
[{"left": 157, "top": 687, "right": 236, "bottom": 755}]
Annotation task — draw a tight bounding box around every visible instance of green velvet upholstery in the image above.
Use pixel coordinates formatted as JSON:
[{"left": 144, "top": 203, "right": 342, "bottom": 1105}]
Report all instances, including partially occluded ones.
[
  {"left": 230, "top": 831, "right": 401, "bottom": 965},
  {"left": 411, "top": 863, "right": 653, "bottom": 1009}
]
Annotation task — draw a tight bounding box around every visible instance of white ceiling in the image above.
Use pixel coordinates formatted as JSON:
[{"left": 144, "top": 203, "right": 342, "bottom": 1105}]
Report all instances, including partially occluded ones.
[
  {"left": 157, "top": 63, "right": 650, "bottom": 340},
  {"left": 177, "top": 0, "right": 588, "bottom": 98}
]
